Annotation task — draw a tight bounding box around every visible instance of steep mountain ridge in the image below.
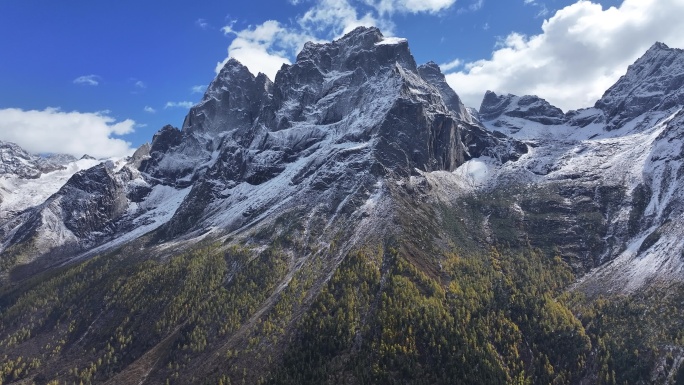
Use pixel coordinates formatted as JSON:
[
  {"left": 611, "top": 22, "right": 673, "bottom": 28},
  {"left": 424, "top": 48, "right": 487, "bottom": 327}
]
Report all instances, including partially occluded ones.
[
  {"left": 596, "top": 42, "right": 684, "bottom": 131},
  {"left": 11, "top": 26, "right": 520, "bottom": 255},
  {"left": 473, "top": 42, "right": 684, "bottom": 290}
]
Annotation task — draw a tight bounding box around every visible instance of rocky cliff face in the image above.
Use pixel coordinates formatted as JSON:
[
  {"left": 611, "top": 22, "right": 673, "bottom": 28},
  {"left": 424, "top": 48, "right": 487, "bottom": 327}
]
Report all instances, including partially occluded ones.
[{"left": 3, "top": 33, "right": 682, "bottom": 291}]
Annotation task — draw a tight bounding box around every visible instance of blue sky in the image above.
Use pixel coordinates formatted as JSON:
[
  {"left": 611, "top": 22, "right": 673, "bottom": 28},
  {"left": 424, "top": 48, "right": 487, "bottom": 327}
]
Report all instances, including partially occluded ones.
[{"left": 0, "top": 0, "right": 682, "bottom": 158}]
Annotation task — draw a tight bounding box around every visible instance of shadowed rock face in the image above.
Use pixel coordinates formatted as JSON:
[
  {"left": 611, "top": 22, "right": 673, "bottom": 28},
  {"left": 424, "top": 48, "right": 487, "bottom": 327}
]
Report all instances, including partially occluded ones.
[
  {"left": 183, "top": 60, "right": 273, "bottom": 138},
  {"left": 4, "top": 162, "right": 134, "bottom": 258},
  {"left": 418, "top": 61, "right": 471, "bottom": 123},
  {"left": 58, "top": 164, "right": 130, "bottom": 238}
]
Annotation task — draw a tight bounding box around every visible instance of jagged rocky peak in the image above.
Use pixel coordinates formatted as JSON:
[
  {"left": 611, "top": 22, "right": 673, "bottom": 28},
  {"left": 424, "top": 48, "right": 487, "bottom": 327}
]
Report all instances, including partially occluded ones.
[
  {"left": 60, "top": 164, "right": 130, "bottom": 233},
  {"left": 143, "top": 25, "right": 526, "bottom": 196},
  {"left": 182, "top": 59, "right": 273, "bottom": 137},
  {"left": 0, "top": 140, "right": 41, "bottom": 178},
  {"left": 596, "top": 42, "right": 684, "bottom": 130},
  {"left": 478, "top": 91, "right": 566, "bottom": 125},
  {"left": 149, "top": 125, "right": 183, "bottom": 154},
  {"left": 0, "top": 140, "right": 69, "bottom": 178},
  {"left": 147, "top": 26, "right": 531, "bottom": 239},
  {"left": 269, "top": 26, "right": 420, "bottom": 129},
  {"left": 293, "top": 26, "right": 415, "bottom": 75},
  {"left": 127, "top": 142, "right": 151, "bottom": 169},
  {"left": 417, "top": 61, "right": 471, "bottom": 122},
  {"left": 140, "top": 124, "right": 203, "bottom": 185}
]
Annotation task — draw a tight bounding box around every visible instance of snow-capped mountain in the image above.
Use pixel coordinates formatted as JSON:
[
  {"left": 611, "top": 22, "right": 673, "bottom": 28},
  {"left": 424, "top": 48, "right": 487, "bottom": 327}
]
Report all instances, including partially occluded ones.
[
  {"left": 1, "top": 30, "right": 683, "bottom": 295},
  {"left": 2, "top": 28, "right": 684, "bottom": 385},
  {"left": 473, "top": 41, "right": 684, "bottom": 291},
  {"left": 1, "top": 27, "right": 527, "bottom": 276},
  {"left": 0, "top": 140, "right": 74, "bottom": 179},
  {"left": 0, "top": 141, "right": 100, "bottom": 221}
]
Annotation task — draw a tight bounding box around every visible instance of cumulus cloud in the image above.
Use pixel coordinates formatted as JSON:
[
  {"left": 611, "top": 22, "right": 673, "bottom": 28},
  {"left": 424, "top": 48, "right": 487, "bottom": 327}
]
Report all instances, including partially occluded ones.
[
  {"left": 144, "top": 106, "right": 156, "bottom": 113},
  {"left": 73, "top": 75, "right": 100, "bottom": 86},
  {"left": 445, "top": 0, "right": 684, "bottom": 111},
  {"left": 0, "top": 108, "right": 135, "bottom": 158},
  {"left": 134, "top": 80, "right": 146, "bottom": 89},
  {"left": 165, "top": 101, "right": 194, "bottom": 109}
]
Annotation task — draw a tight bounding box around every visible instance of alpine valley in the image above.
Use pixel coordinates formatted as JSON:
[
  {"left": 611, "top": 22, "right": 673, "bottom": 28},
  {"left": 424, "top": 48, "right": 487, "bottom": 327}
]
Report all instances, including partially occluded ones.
[{"left": 2, "top": 27, "right": 684, "bottom": 384}]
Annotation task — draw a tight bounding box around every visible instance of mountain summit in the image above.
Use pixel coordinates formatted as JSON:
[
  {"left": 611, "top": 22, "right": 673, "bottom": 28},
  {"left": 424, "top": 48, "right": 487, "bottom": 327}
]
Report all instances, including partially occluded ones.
[
  {"left": 596, "top": 42, "right": 684, "bottom": 130},
  {"left": 137, "top": 26, "right": 525, "bottom": 240}
]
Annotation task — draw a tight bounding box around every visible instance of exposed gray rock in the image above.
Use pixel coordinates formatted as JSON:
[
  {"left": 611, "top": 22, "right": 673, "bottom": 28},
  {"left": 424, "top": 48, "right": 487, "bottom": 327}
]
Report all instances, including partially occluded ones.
[
  {"left": 57, "top": 164, "right": 129, "bottom": 238},
  {"left": 0, "top": 141, "right": 68, "bottom": 178},
  {"left": 479, "top": 91, "right": 566, "bottom": 125},
  {"left": 148, "top": 27, "right": 531, "bottom": 240},
  {"left": 418, "top": 61, "right": 471, "bottom": 122},
  {"left": 596, "top": 42, "right": 684, "bottom": 131},
  {"left": 127, "top": 142, "right": 151, "bottom": 170}
]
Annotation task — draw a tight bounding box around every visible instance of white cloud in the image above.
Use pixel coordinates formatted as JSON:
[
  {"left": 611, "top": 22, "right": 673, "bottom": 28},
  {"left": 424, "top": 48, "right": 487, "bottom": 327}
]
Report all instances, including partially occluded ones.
[
  {"left": 165, "top": 101, "right": 194, "bottom": 109},
  {"left": 191, "top": 85, "right": 207, "bottom": 94},
  {"left": 300, "top": 0, "right": 383, "bottom": 35},
  {"left": 0, "top": 108, "right": 135, "bottom": 158},
  {"left": 217, "top": 20, "right": 313, "bottom": 80},
  {"left": 363, "top": 0, "right": 457, "bottom": 15},
  {"left": 534, "top": 4, "right": 548, "bottom": 18},
  {"left": 439, "top": 58, "right": 463, "bottom": 71},
  {"left": 196, "top": 18, "right": 210, "bottom": 30},
  {"left": 144, "top": 106, "right": 156, "bottom": 113},
  {"left": 73, "top": 75, "right": 100, "bottom": 86},
  {"left": 470, "top": 0, "right": 484, "bottom": 11},
  {"left": 445, "top": 0, "right": 684, "bottom": 111},
  {"left": 135, "top": 80, "right": 146, "bottom": 89}
]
